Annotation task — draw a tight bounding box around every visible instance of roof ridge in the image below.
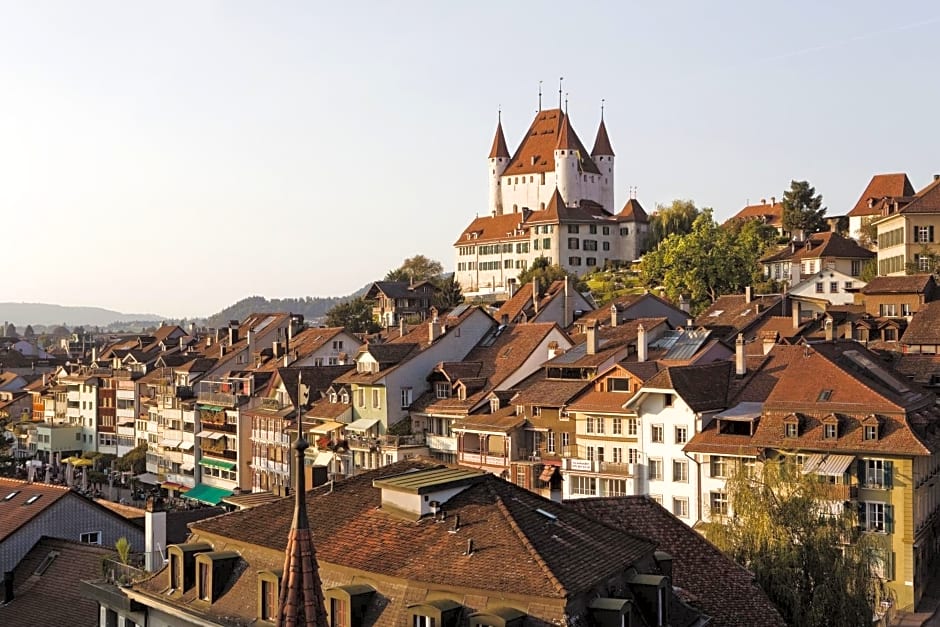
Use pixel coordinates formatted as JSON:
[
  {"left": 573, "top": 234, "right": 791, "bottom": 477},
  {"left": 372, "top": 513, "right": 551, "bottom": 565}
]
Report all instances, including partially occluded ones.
[{"left": 490, "top": 487, "right": 567, "bottom": 597}]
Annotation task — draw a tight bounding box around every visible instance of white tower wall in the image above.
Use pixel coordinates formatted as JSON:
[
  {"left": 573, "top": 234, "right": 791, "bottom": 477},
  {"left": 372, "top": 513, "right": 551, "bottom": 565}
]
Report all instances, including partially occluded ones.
[{"left": 489, "top": 156, "right": 509, "bottom": 215}]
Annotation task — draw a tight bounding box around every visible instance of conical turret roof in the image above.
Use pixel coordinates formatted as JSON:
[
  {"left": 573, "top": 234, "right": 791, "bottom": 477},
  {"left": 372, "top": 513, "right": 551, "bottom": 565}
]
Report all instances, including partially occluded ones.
[
  {"left": 555, "top": 113, "right": 579, "bottom": 151},
  {"left": 489, "top": 121, "right": 510, "bottom": 159},
  {"left": 591, "top": 118, "right": 614, "bottom": 157},
  {"left": 277, "top": 438, "right": 328, "bottom": 627}
]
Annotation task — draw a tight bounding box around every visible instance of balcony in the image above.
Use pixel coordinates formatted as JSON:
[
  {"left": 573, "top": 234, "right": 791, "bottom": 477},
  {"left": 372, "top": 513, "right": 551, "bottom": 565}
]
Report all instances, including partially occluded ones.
[
  {"left": 819, "top": 484, "right": 858, "bottom": 501},
  {"left": 599, "top": 461, "right": 635, "bottom": 476},
  {"left": 202, "top": 444, "right": 238, "bottom": 461},
  {"left": 427, "top": 434, "right": 457, "bottom": 453},
  {"left": 459, "top": 450, "right": 509, "bottom": 468},
  {"left": 260, "top": 397, "right": 286, "bottom": 411}
]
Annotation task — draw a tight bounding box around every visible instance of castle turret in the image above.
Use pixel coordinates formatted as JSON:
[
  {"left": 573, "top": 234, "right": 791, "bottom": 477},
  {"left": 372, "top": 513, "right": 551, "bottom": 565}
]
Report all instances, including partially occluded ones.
[
  {"left": 553, "top": 113, "right": 581, "bottom": 207},
  {"left": 592, "top": 114, "right": 615, "bottom": 213},
  {"left": 488, "top": 117, "right": 510, "bottom": 215}
]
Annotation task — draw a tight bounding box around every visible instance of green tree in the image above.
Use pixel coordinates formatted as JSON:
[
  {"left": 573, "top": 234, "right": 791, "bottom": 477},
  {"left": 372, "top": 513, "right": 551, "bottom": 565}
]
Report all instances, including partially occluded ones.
[
  {"left": 116, "top": 443, "right": 148, "bottom": 476},
  {"left": 431, "top": 274, "right": 464, "bottom": 311},
  {"left": 4, "top": 323, "right": 16, "bottom": 338},
  {"left": 639, "top": 210, "right": 777, "bottom": 312},
  {"left": 860, "top": 258, "right": 878, "bottom": 282},
  {"left": 325, "top": 297, "right": 381, "bottom": 334},
  {"left": 647, "top": 199, "right": 701, "bottom": 249},
  {"left": 516, "top": 257, "right": 586, "bottom": 293},
  {"left": 905, "top": 243, "right": 939, "bottom": 275},
  {"left": 23, "top": 325, "right": 35, "bottom": 339},
  {"left": 385, "top": 254, "right": 444, "bottom": 283},
  {"left": 858, "top": 216, "right": 879, "bottom": 249},
  {"left": 782, "top": 180, "right": 827, "bottom": 236},
  {"left": 705, "top": 458, "right": 889, "bottom": 627},
  {"left": 115, "top": 537, "right": 132, "bottom": 565}
]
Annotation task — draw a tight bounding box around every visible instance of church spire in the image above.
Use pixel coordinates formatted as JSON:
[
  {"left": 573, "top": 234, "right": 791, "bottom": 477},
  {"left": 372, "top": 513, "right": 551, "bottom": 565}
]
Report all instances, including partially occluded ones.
[
  {"left": 277, "top": 437, "right": 327, "bottom": 627},
  {"left": 488, "top": 114, "right": 510, "bottom": 159}
]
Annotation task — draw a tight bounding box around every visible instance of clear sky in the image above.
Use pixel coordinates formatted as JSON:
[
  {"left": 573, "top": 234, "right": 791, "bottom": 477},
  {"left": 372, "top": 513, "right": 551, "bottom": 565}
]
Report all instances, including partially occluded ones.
[{"left": 2, "top": 2, "right": 938, "bottom": 318}]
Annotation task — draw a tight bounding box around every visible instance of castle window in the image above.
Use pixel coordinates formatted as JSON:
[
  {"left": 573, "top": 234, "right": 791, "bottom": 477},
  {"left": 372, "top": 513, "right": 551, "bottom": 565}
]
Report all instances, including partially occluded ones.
[
  {"left": 590, "top": 225, "right": 597, "bottom": 234},
  {"left": 603, "top": 226, "right": 610, "bottom": 235},
  {"left": 620, "top": 227, "right": 629, "bottom": 235},
  {"left": 603, "top": 241, "right": 610, "bottom": 251}
]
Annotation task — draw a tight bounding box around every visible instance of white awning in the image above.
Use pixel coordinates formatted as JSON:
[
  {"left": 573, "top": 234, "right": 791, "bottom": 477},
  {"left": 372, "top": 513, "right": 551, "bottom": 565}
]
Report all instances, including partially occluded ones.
[
  {"left": 312, "top": 451, "right": 334, "bottom": 466},
  {"left": 159, "top": 439, "right": 181, "bottom": 449},
  {"left": 309, "top": 421, "right": 344, "bottom": 434},
  {"left": 180, "top": 463, "right": 195, "bottom": 471},
  {"left": 208, "top": 432, "right": 225, "bottom": 441},
  {"left": 345, "top": 418, "right": 380, "bottom": 433},
  {"left": 135, "top": 472, "right": 160, "bottom": 485},
  {"left": 179, "top": 441, "right": 195, "bottom": 451},
  {"left": 803, "top": 454, "right": 854, "bottom": 476}
]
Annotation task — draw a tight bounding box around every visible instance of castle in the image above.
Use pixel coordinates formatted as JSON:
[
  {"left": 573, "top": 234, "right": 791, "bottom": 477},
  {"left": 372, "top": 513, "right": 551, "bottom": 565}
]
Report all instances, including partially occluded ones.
[{"left": 454, "top": 107, "right": 649, "bottom": 296}]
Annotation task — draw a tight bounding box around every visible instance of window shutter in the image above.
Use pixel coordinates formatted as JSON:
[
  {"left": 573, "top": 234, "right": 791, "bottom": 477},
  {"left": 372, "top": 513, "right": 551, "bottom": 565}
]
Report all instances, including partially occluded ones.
[
  {"left": 857, "top": 460, "right": 866, "bottom": 486},
  {"left": 704, "top": 456, "right": 711, "bottom": 477},
  {"left": 931, "top": 226, "right": 935, "bottom": 243},
  {"left": 914, "top": 228, "right": 920, "bottom": 243},
  {"left": 886, "top": 505, "right": 894, "bottom": 534},
  {"left": 885, "top": 461, "right": 893, "bottom": 489},
  {"left": 857, "top": 501, "right": 867, "bottom": 529}
]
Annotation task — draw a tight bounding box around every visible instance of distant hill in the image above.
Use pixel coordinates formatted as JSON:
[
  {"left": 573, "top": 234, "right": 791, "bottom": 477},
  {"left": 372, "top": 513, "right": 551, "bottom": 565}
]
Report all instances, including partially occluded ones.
[
  {"left": 204, "top": 284, "right": 371, "bottom": 329},
  {"left": 0, "top": 303, "right": 164, "bottom": 328}
]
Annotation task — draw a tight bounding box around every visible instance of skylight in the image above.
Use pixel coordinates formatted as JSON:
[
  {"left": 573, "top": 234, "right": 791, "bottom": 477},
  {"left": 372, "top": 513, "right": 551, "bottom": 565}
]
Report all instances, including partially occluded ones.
[
  {"left": 25, "top": 495, "right": 42, "bottom": 505},
  {"left": 3, "top": 491, "right": 20, "bottom": 501},
  {"left": 708, "top": 310, "right": 724, "bottom": 317}
]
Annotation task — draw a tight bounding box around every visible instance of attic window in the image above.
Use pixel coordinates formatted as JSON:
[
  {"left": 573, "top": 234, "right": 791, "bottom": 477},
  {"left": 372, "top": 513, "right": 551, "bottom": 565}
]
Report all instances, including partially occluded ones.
[
  {"left": 708, "top": 310, "right": 724, "bottom": 317},
  {"left": 784, "top": 415, "right": 800, "bottom": 438},
  {"left": 3, "top": 491, "right": 20, "bottom": 501},
  {"left": 25, "top": 495, "right": 41, "bottom": 505},
  {"left": 489, "top": 398, "right": 500, "bottom": 413},
  {"left": 817, "top": 389, "right": 833, "bottom": 402},
  {"left": 33, "top": 550, "right": 59, "bottom": 576}
]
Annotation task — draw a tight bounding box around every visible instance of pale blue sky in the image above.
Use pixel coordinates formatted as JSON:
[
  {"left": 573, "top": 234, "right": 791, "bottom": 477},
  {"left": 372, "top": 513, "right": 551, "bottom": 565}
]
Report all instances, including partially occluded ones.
[{"left": 2, "top": 2, "right": 938, "bottom": 317}]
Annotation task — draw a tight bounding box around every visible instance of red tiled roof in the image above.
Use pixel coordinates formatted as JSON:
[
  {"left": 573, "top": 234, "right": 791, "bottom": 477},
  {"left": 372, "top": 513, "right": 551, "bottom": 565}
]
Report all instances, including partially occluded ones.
[
  {"left": 566, "top": 498, "right": 786, "bottom": 627},
  {"left": 847, "top": 173, "right": 915, "bottom": 217},
  {"left": 488, "top": 120, "right": 510, "bottom": 159},
  {"left": 617, "top": 198, "right": 648, "bottom": 222},
  {"left": 892, "top": 175, "right": 940, "bottom": 214},
  {"left": 861, "top": 274, "right": 935, "bottom": 295},
  {"left": 902, "top": 301, "right": 940, "bottom": 345},
  {"left": 729, "top": 200, "right": 783, "bottom": 225},
  {"left": 0, "top": 479, "right": 71, "bottom": 543},
  {"left": 0, "top": 537, "right": 115, "bottom": 626},
  {"left": 190, "top": 461, "right": 656, "bottom": 599},
  {"left": 503, "top": 109, "right": 600, "bottom": 176}
]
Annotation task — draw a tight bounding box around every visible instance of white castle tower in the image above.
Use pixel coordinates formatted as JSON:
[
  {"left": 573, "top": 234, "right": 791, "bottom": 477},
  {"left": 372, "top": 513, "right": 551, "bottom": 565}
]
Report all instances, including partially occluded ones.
[
  {"left": 488, "top": 116, "right": 511, "bottom": 215},
  {"left": 591, "top": 109, "right": 615, "bottom": 214}
]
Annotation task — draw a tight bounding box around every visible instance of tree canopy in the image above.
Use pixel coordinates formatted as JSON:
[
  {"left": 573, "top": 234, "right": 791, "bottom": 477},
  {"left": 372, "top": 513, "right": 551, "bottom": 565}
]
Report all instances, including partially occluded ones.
[
  {"left": 781, "top": 180, "right": 827, "bottom": 235},
  {"left": 705, "top": 458, "right": 889, "bottom": 627},
  {"left": 516, "top": 257, "right": 586, "bottom": 293},
  {"left": 432, "top": 274, "right": 464, "bottom": 311},
  {"left": 647, "top": 199, "right": 701, "bottom": 249},
  {"left": 639, "top": 210, "right": 777, "bottom": 312},
  {"left": 385, "top": 254, "right": 444, "bottom": 283},
  {"left": 325, "top": 297, "right": 381, "bottom": 334}
]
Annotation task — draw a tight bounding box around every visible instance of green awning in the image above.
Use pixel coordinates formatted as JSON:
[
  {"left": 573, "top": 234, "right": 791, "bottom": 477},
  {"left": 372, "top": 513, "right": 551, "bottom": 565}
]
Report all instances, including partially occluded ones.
[
  {"left": 197, "top": 404, "right": 224, "bottom": 412},
  {"left": 181, "top": 483, "right": 233, "bottom": 506},
  {"left": 199, "top": 457, "right": 236, "bottom": 471}
]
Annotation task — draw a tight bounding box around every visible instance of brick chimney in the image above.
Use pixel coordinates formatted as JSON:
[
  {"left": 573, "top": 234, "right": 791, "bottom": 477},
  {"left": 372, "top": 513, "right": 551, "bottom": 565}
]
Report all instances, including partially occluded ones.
[
  {"left": 429, "top": 307, "right": 443, "bottom": 343},
  {"left": 610, "top": 304, "right": 618, "bottom": 328},
  {"left": 745, "top": 286, "right": 752, "bottom": 304},
  {"left": 735, "top": 334, "right": 746, "bottom": 376}
]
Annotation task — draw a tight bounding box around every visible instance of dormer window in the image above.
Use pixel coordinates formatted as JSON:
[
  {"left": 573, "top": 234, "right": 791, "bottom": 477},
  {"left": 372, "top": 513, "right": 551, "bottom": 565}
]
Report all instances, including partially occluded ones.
[
  {"left": 784, "top": 414, "right": 800, "bottom": 438},
  {"left": 408, "top": 600, "right": 462, "bottom": 627},
  {"left": 822, "top": 414, "right": 839, "bottom": 439},
  {"left": 489, "top": 398, "right": 500, "bottom": 413},
  {"left": 340, "top": 391, "right": 349, "bottom": 404},
  {"left": 194, "top": 551, "right": 239, "bottom": 604},
  {"left": 329, "top": 391, "right": 338, "bottom": 403},
  {"left": 435, "top": 382, "right": 450, "bottom": 399},
  {"left": 817, "top": 389, "right": 833, "bottom": 402},
  {"left": 863, "top": 415, "right": 881, "bottom": 441},
  {"left": 865, "top": 425, "right": 878, "bottom": 441},
  {"left": 257, "top": 570, "right": 282, "bottom": 622},
  {"left": 324, "top": 584, "right": 375, "bottom": 627}
]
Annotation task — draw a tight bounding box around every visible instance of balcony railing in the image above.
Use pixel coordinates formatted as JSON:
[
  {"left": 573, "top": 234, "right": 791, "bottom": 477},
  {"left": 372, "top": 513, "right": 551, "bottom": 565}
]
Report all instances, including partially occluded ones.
[
  {"left": 459, "top": 451, "right": 509, "bottom": 467},
  {"left": 599, "top": 461, "right": 635, "bottom": 476},
  {"left": 819, "top": 484, "right": 858, "bottom": 501},
  {"left": 197, "top": 391, "right": 238, "bottom": 407}
]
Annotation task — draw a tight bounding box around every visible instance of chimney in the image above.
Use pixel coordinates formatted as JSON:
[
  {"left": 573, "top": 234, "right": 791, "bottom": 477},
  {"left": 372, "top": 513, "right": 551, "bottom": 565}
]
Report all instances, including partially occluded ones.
[
  {"left": 744, "top": 286, "right": 752, "bottom": 304},
  {"left": 934, "top": 174, "right": 939, "bottom": 181},
  {"left": 228, "top": 321, "right": 239, "bottom": 345},
  {"left": 586, "top": 320, "right": 599, "bottom": 355},
  {"left": 678, "top": 295, "right": 690, "bottom": 314},
  {"left": 246, "top": 330, "right": 253, "bottom": 362},
  {"left": 610, "top": 304, "right": 618, "bottom": 328},
  {"left": 429, "top": 318, "right": 443, "bottom": 343},
  {"left": 824, "top": 318, "right": 834, "bottom": 342},
  {"left": 763, "top": 332, "right": 777, "bottom": 355},
  {"left": 771, "top": 196, "right": 776, "bottom": 205},
  {"left": 637, "top": 324, "right": 647, "bottom": 363},
  {"left": 500, "top": 314, "right": 509, "bottom": 326},
  {"left": 273, "top": 341, "right": 282, "bottom": 359},
  {"left": 465, "top": 538, "right": 474, "bottom": 556},
  {"left": 548, "top": 340, "right": 560, "bottom": 361},
  {"left": 2, "top": 571, "right": 12, "bottom": 605},
  {"left": 91, "top": 346, "right": 97, "bottom": 363},
  {"left": 145, "top": 496, "right": 167, "bottom": 572},
  {"left": 792, "top": 299, "right": 801, "bottom": 330},
  {"left": 760, "top": 198, "right": 766, "bottom": 205},
  {"left": 399, "top": 317, "right": 405, "bottom": 338},
  {"left": 735, "top": 334, "right": 746, "bottom": 376},
  {"left": 532, "top": 279, "right": 539, "bottom": 315}
]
